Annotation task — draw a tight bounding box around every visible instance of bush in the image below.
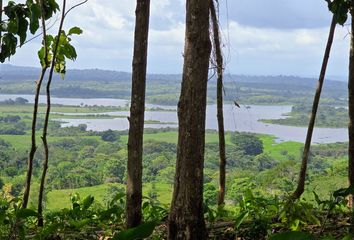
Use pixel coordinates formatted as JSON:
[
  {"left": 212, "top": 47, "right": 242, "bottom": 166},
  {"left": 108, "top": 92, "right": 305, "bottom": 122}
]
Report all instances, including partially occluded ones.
[
  {"left": 231, "top": 133, "right": 263, "bottom": 156},
  {"left": 101, "top": 129, "right": 119, "bottom": 142}
]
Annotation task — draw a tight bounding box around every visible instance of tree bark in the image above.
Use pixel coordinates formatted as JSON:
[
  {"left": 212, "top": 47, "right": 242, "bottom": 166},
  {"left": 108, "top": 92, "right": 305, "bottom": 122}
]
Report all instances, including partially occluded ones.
[
  {"left": 348, "top": 6, "right": 354, "bottom": 233},
  {"left": 209, "top": 0, "right": 226, "bottom": 206},
  {"left": 292, "top": 16, "right": 336, "bottom": 200},
  {"left": 168, "top": 0, "right": 211, "bottom": 239},
  {"left": 126, "top": 0, "right": 150, "bottom": 229}
]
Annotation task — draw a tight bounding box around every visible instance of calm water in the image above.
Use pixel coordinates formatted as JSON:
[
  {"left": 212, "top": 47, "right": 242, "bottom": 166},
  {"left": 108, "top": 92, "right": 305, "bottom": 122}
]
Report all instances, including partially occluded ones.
[
  {"left": 0, "top": 94, "right": 348, "bottom": 143},
  {"left": 0, "top": 94, "right": 175, "bottom": 110}
]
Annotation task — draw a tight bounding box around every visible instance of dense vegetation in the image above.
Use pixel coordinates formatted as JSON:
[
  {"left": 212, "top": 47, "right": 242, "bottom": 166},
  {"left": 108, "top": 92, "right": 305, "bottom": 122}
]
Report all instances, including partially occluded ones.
[
  {"left": 263, "top": 104, "right": 348, "bottom": 128},
  {"left": 0, "top": 111, "right": 351, "bottom": 238}
]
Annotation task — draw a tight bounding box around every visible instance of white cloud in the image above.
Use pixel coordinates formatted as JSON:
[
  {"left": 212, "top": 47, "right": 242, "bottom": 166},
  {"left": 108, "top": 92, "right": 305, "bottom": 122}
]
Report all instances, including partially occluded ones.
[
  {"left": 225, "top": 21, "right": 349, "bottom": 76},
  {"left": 1, "top": 0, "right": 351, "bottom": 77}
]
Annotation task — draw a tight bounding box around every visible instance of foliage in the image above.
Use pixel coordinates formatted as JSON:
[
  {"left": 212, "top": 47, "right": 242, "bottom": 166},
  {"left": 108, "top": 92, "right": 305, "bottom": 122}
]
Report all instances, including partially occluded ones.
[
  {"left": 279, "top": 199, "right": 320, "bottom": 231},
  {"left": 264, "top": 104, "right": 348, "bottom": 128},
  {"left": 234, "top": 189, "right": 279, "bottom": 239},
  {"left": 230, "top": 132, "right": 263, "bottom": 156},
  {"left": 0, "top": 197, "right": 37, "bottom": 239},
  {"left": 112, "top": 221, "right": 157, "bottom": 240},
  {"left": 0, "top": 0, "right": 59, "bottom": 62},
  {"left": 101, "top": 129, "right": 119, "bottom": 142},
  {"left": 38, "top": 26, "right": 82, "bottom": 76},
  {"left": 0, "top": 192, "right": 162, "bottom": 239},
  {"left": 326, "top": 0, "right": 351, "bottom": 25}
]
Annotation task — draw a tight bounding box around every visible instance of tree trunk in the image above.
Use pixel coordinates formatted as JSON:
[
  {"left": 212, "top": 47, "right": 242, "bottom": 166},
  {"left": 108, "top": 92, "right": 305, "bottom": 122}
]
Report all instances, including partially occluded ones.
[
  {"left": 209, "top": 0, "right": 226, "bottom": 206},
  {"left": 22, "top": 66, "right": 48, "bottom": 208},
  {"left": 168, "top": 0, "right": 211, "bottom": 239},
  {"left": 348, "top": 7, "right": 354, "bottom": 233},
  {"left": 292, "top": 16, "right": 336, "bottom": 200},
  {"left": 37, "top": 0, "right": 66, "bottom": 226},
  {"left": 126, "top": 0, "right": 150, "bottom": 229}
]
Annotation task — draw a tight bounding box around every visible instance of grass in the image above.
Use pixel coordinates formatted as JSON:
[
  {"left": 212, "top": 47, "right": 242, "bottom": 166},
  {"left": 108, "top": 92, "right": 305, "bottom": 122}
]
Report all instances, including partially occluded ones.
[
  {"left": 0, "top": 135, "right": 101, "bottom": 151},
  {"left": 47, "top": 183, "right": 121, "bottom": 209},
  {"left": 46, "top": 182, "right": 172, "bottom": 210},
  {"left": 259, "top": 134, "right": 303, "bottom": 161},
  {"left": 121, "top": 131, "right": 232, "bottom": 145},
  {"left": 305, "top": 174, "right": 347, "bottom": 202}
]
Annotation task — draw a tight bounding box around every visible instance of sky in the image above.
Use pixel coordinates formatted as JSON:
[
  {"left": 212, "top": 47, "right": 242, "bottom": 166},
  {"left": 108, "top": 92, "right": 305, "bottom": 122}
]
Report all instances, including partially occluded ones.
[{"left": 1, "top": 0, "right": 352, "bottom": 79}]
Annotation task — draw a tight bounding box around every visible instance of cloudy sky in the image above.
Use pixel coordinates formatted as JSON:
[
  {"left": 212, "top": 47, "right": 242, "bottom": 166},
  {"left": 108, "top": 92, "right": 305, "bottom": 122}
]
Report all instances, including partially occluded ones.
[{"left": 2, "top": 0, "right": 352, "bottom": 79}]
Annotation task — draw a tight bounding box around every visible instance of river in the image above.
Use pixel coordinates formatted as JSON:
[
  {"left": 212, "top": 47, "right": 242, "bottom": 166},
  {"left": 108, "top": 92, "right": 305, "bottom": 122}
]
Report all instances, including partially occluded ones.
[{"left": 0, "top": 94, "right": 348, "bottom": 143}]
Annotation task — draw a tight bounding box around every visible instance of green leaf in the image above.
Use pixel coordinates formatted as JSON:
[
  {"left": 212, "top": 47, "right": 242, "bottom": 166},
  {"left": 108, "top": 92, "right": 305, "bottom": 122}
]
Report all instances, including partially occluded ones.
[
  {"left": 18, "top": 17, "right": 28, "bottom": 46},
  {"left": 16, "top": 208, "right": 37, "bottom": 219},
  {"left": 0, "top": 33, "right": 18, "bottom": 62},
  {"left": 326, "top": 0, "right": 351, "bottom": 25},
  {"left": 38, "top": 46, "right": 46, "bottom": 67},
  {"left": 313, "top": 191, "right": 323, "bottom": 205},
  {"left": 43, "top": 0, "right": 60, "bottom": 19},
  {"left": 68, "top": 26, "right": 83, "bottom": 36},
  {"left": 7, "top": 18, "right": 19, "bottom": 34},
  {"left": 29, "top": 3, "right": 40, "bottom": 34},
  {"left": 235, "top": 211, "right": 249, "bottom": 229},
  {"left": 62, "top": 43, "right": 77, "bottom": 61},
  {"left": 113, "top": 222, "right": 157, "bottom": 240},
  {"left": 269, "top": 231, "right": 315, "bottom": 240},
  {"left": 0, "top": 22, "right": 7, "bottom": 31},
  {"left": 342, "top": 234, "right": 354, "bottom": 240},
  {"left": 82, "top": 195, "right": 94, "bottom": 210}
]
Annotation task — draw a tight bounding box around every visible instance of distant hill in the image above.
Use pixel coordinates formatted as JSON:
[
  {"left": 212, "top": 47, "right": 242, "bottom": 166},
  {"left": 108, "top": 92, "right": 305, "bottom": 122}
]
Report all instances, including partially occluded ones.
[
  {"left": 0, "top": 64, "right": 132, "bottom": 82},
  {"left": 0, "top": 64, "right": 183, "bottom": 82},
  {"left": 0, "top": 64, "right": 347, "bottom": 105},
  {"left": 0, "top": 64, "right": 346, "bottom": 88}
]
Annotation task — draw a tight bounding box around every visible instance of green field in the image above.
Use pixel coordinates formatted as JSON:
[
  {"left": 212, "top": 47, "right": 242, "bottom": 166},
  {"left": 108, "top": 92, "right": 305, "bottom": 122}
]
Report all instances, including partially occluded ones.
[
  {"left": 260, "top": 134, "right": 303, "bottom": 161},
  {"left": 46, "top": 182, "right": 172, "bottom": 209},
  {"left": 121, "top": 131, "right": 232, "bottom": 145}
]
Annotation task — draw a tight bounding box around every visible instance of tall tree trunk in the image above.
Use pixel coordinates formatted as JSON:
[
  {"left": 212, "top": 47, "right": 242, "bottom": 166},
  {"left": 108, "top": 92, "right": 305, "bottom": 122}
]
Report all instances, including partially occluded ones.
[
  {"left": 22, "top": 74, "right": 46, "bottom": 209},
  {"left": 210, "top": 0, "right": 226, "bottom": 206},
  {"left": 126, "top": 0, "right": 150, "bottom": 229},
  {"left": 292, "top": 16, "right": 336, "bottom": 200},
  {"left": 37, "top": 0, "right": 66, "bottom": 226},
  {"left": 348, "top": 6, "right": 354, "bottom": 233},
  {"left": 168, "top": 0, "right": 211, "bottom": 239}
]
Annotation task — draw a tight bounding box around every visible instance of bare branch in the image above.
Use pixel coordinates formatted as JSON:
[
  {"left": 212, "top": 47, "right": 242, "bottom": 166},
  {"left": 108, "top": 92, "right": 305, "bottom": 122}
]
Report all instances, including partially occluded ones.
[{"left": 64, "top": 0, "right": 88, "bottom": 18}]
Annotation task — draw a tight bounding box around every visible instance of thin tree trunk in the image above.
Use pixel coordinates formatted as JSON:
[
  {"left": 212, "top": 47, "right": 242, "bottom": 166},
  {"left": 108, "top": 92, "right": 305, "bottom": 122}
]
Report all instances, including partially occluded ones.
[
  {"left": 292, "top": 16, "right": 336, "bottom": 200},
  {"left": 126, "top": 0, "right": 150, "bottom": 229},
  {"left": 348, "top": 6, "right": 354, "bottom": 234},
  {"left": 22, "top": 53, "right": 49, "bottom": 208},
  {"left": 37, "top": 0, "right": 66, "bottom": 226},
  {"left": 168, "top": 0, "right": 211, "bottom": 239},
  {"left": 210, "top": 0, "right": 226, "bottom": 206}
]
